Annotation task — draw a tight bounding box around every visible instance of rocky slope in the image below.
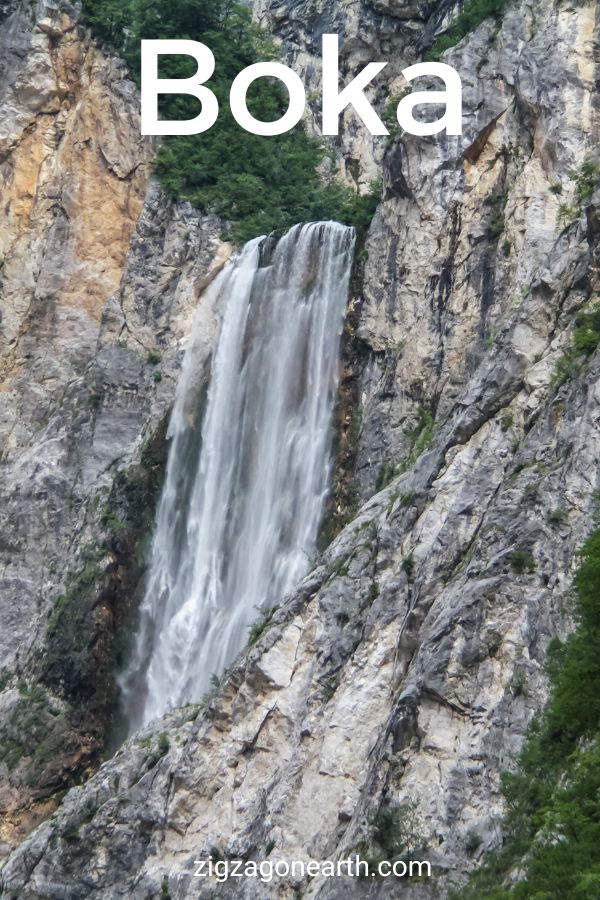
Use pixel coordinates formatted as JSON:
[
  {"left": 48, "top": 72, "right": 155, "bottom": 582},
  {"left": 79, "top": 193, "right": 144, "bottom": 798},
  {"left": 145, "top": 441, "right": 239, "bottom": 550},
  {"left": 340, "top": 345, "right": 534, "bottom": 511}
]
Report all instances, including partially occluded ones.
[{"left": 1, "top": 0, "right": 600, "bottom": 897}]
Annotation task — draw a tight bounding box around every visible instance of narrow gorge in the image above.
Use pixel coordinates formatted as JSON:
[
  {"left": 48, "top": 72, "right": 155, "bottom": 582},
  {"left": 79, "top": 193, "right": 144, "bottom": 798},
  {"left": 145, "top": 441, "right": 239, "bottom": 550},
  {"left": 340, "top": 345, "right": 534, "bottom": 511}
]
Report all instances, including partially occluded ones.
[{"left": 0, "top": 0, "right": 599, "bottom": 898}]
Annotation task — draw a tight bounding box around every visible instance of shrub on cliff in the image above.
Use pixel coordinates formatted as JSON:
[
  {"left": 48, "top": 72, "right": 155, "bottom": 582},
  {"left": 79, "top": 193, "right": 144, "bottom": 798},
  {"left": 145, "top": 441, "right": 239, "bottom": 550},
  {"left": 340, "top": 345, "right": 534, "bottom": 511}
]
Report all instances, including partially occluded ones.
[
  {"left": 426, "top": 0, "right": 510, "bottom": 61},
  {"left": 82, "top": 0, "right": 378, "bottom": 241},
  {"left": 458, "top": 527, "right": 600, "bottom": 897}
]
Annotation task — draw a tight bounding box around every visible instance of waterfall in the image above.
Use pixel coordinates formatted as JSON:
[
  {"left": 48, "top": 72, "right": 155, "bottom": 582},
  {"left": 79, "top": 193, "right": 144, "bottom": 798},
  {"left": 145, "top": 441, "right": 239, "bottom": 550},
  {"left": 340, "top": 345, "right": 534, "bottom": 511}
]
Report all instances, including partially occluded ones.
[{"left": 120, "top": 222, "right": 355, "bottom": 730}]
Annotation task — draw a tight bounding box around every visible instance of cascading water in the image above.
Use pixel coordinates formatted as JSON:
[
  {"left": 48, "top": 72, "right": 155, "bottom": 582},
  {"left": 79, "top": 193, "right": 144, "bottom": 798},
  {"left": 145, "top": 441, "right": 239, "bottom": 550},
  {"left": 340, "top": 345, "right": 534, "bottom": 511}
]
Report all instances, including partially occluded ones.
[{"left": 121, "top": 222, "right": 355, "bottom": 730}]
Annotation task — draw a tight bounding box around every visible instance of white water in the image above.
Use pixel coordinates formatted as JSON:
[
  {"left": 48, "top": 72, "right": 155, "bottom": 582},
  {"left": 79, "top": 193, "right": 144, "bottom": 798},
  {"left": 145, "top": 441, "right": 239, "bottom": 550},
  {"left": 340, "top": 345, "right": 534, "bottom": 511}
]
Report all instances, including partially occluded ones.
[{"left": 121, "top": 222, "right": 355, "bottom": 730}]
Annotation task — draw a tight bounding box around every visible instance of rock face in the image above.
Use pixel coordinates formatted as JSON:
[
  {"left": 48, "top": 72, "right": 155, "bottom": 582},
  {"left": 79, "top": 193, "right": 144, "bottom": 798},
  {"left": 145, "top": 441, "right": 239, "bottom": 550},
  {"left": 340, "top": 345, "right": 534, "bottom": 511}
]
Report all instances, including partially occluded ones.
[
  {"left": 0, "top": 0, "right": 225, "bottom": 854},
  {"left": 1, "top": 0, "right": 600, "bottom": 897}
]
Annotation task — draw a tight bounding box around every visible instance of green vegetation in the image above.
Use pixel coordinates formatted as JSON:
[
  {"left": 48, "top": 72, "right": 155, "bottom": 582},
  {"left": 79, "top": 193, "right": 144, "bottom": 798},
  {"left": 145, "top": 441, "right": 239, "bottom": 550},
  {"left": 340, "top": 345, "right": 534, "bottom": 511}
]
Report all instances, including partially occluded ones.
[
  {"left": 557, "top": 162, "right": 599, "bottom": 227},
  {"left": 248, "top": 604, "right": 279, "bottom": 645},
  {"left": 465, "top": 830, "right": 482, "bottom": 856},
  {"left": 458, "top": 527, "right": 600, "bottom": 898},
  {"left": 47, "top": 550, "right": 103, "bottom": 638},
  {"left": 0, "top": 684, "right": 82, "bottom": 790},
  {"left": 547, "top": 507, "right": 566, "bottom": 527},
  {"left": 558, "top": 202, "right": 579, "bottom": 226},
  {"left": 552, "top": 302, "right": 600, "bottom": 389},
  {"left": 509, "top": 549, "right": 535, "bottom": 575},
  {"left": 367, "top": 581, "right": 380, "bottom": 603},
  {"left": 42, "top": 420, "right": 169, "bottom": 746},
  {"left": 372, "top": 802, "right": 427, "bottom": 859},
  {"left": 81, "top": 0, "right": 381, "bottom": 242},
  {"left": 328, "top": 556, "right": 350, "bottom": 580},
  {"left": 402, "top": 554, "right": 415, "bottom": 579},
  {"left": 484, "top": 327, "right": 497, "bottom": 349},
  {"left": 425, "top": 0, "right": 509, "bottom": 62},
  {"left": 485, "top": 189, "right": 508, "bottom": 241},
  {"left": 573, "top": 303, "right": 600, "bottom": 356},
  {"left": 402, "top": 406, "right": 435, "bottom": 470},
  {"left": 391, "top": 490, "right": 416, "bottom": 511},
  {"left": 382, "top": 88, "right": 411, "bottom": 146},
  {"left": 1, "top": 480, "right": 168, "bottom": 793},
  {"left": 375, "top": 459, "right": 399, "bottom": 492},
  {"left": 510, "top": 667, "right": 527, "bottom": 698},
  {"left": 147, "top": 731, "right": 171, "bottom": 768},
  {"left": 573, "top": 161, "right": 599, "bottom": 206},
  {"left": 551, "top": 350, "right": 582, "bottom": 389}
]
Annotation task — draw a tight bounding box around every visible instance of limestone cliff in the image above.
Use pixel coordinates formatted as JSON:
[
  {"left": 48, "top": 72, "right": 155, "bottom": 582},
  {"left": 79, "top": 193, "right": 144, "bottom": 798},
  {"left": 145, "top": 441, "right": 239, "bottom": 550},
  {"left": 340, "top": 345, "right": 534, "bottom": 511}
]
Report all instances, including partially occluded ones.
[
  {"left": 1, "top": 0, "right": 600, "bottom": 897},
  {"left": 0, "top": 0, "right": 226, "bottom": 853}
]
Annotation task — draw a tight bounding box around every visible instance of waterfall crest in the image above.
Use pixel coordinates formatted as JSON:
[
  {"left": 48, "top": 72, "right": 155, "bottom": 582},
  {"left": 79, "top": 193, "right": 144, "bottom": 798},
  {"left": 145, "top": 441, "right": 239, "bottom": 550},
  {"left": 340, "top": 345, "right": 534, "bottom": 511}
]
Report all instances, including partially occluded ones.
[{"left": 121, "top": 222, "right": 355, "bottom": 729}]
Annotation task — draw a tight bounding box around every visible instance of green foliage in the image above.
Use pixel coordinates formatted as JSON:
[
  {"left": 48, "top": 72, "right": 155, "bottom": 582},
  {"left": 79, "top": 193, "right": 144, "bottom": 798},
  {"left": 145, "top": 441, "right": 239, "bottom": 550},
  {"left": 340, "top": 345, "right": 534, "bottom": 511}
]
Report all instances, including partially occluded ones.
[
  {"left": 146, "top": 731, "right": 171, "bottom": 769},
  {"left": 248, "top": 605, "right": 279, "bottom": 645},
  {"left": 509, "top": 550, "right": 535, "bottom": 575},
  {"left": 42, "top": 422, "right": 169, "bottom": 723},
  {"left": 372, "top": 802, "right": 427, "bottom": 858},
  {"left": 573, "top": 161, "right": 599, "bottom": 206},
  {"left": 81, "top": 0, "right": 380, "bottom": 241},
  {"left": 465, "top": 830, "right": 482, "bottom": 855},
  {"left": 425, "top": 0, "right": 509, "bottom": 61},
  {"left": 382, "top": 89, "right": 411, "bottom": 146},
  {"left": 510, "top": 668, "right": 527, "bottom": 698},
  {"left": 573, "top": 303, "right": 600, "bottom": 356},
  {"left": 402, "top": 554, "right": 415, "bottom": 579},
  {"left": 484, "top": 327, "right": 497, "bottom": 349},
  {"left": 367, "top": 581, "right": 380, "bottom": 603},
  {"left": 550, "top": 303, "right": 600, "bottom": 390},
  {"left": 46, "top": 549, "right": 103, "bottom": 640},
  {"left": 484, "top": 189, "right": 508, "bottom": 241},
  {"left": 547, "top": 507, "right": 566, "bottom": 527},
  {"left": 458, "top": 527, "right": 600, "bottom": 898},
  {"left": 375, "top": 459, "right": 399, "bottom": 492},
  {"left": 0, "top": 684, "right": 80, "bottom": 790},
  {"left": 490, "top": 215, "right": 505, "bottom": 238},
  {"left": 392, "top": 490, "right": 416, "bottom": 511},
  {"left": 552, "top": 349, "right": 582, "bottom": 388},
  {"left": 558, "top": 202, "right": 578, "bottom": 226},
  {"left": 63, "top": 823, "right": 81, "bottom": 843},
  {"left": 485, "top": 190, "right": 509, "bottom": 208},
  {"left": 556, "top": 162, "right": 599, "bottom": 229},
  {"left": 328, "top": 556, "right": 350, "bottom": 580},
  {"left": 401, "top": 406, "right": 435, "bottom": 471}
]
